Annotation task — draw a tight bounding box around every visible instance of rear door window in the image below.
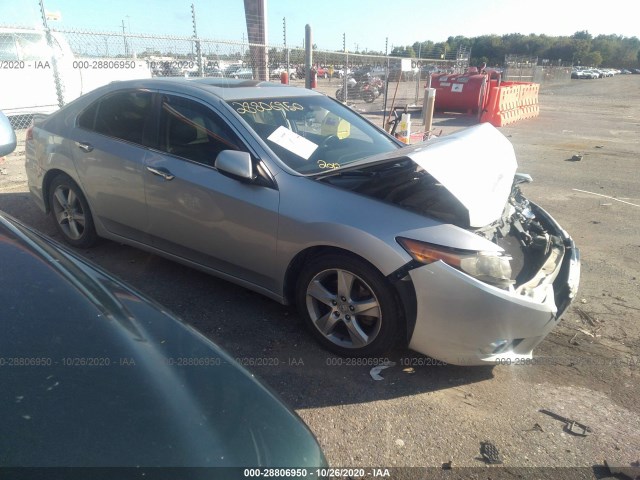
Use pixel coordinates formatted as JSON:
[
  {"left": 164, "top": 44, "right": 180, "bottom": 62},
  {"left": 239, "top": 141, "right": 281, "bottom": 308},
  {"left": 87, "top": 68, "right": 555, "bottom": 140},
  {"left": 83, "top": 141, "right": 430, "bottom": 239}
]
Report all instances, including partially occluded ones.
[{"left": 78, "top": 91, "right": 153, "bottom": 145}]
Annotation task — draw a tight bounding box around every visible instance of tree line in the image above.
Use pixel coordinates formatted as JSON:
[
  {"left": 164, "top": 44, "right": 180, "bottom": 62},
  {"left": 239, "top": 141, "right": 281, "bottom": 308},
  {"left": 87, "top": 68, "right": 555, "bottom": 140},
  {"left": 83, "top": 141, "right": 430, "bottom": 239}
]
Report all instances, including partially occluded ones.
[{"left": 389, "top": 31, "right": 640, "bottom": 68}]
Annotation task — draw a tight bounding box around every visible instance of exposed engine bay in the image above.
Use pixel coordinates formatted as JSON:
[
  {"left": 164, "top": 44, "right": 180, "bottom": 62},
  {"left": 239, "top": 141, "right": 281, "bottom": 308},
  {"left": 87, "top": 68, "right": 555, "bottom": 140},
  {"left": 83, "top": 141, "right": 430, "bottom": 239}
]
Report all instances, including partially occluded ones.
[
  {"left": 320, "top": 160, "right": 565, "bottom": 295},
  {"left": 319, "top": 159, "right": 470, "bottom": 227},
  {"left": 475, "top": 175, "right": 565, "bottom": 297}
]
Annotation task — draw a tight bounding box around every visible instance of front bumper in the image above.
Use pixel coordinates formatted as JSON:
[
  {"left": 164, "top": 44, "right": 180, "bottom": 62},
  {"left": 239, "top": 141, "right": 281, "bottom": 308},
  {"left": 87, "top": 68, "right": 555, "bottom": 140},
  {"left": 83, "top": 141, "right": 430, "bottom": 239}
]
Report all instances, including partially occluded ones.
[{"left": 407, "top": 204, "right": 580, "bottom": 366}]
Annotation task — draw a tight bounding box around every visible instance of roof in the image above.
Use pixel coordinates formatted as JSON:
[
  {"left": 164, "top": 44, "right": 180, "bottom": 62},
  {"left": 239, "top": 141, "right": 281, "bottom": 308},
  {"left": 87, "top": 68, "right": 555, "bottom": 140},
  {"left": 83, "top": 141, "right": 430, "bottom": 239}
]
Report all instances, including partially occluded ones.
[{"left": 106, "top": 77, "right": 322, "bottom": 101}]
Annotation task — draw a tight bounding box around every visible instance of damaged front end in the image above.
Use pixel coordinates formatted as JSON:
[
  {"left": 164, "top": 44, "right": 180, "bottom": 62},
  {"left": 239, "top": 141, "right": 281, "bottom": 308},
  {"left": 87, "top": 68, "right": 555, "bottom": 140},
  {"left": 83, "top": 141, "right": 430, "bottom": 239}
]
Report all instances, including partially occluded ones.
[
  {"left": 317, "top": 123, "right": 580, "bottom": 365},
  {"left": 474, "top": 174, "right": 580, "bottom": 312},
  {"left": 400, "top": 176, "right": 580, "bottom": 365}
]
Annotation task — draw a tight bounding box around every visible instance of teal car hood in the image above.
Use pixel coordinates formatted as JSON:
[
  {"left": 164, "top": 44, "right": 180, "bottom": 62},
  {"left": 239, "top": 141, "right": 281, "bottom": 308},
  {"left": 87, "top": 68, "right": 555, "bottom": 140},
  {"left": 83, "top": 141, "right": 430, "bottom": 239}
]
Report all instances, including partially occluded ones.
[{"left": 0, "top": 213, "right": 326, "bottom": 468}]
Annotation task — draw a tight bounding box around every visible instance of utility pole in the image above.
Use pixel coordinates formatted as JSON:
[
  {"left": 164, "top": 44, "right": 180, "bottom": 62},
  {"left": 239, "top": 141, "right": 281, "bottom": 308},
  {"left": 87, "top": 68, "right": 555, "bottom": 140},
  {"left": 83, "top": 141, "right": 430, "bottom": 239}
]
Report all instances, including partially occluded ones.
[{"left": 121, "top": 20, "right": 128, "bottom": 57}]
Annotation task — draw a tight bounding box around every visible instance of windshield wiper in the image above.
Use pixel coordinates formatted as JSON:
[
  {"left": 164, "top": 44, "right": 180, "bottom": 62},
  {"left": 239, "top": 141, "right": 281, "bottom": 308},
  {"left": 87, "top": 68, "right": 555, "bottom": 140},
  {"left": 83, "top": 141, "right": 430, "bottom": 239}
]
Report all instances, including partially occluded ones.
[
  {"left": 315, "top": 158, "right": 415, "bottom": 179},
  {"left": 316, "top": 168, "right": 376, "bottom": 179}
]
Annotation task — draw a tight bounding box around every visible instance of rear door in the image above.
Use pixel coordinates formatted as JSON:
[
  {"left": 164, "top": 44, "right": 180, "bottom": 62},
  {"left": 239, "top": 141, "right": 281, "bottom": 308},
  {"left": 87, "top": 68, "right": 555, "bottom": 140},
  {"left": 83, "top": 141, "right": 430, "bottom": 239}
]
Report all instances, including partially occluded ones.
[
  {"left": 143, "top": 93, "right": 280, "bottom": 291},
  {"left": 71, "top": 89, "right": 154, "bottom": 242}
]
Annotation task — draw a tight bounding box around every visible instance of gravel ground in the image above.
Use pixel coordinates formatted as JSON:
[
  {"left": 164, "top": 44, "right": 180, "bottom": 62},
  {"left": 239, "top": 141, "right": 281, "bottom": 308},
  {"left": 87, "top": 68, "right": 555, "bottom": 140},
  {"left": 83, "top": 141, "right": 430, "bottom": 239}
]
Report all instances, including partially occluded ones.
[{"left": 1, "top": 74, "right": 638, "bottom": 478}]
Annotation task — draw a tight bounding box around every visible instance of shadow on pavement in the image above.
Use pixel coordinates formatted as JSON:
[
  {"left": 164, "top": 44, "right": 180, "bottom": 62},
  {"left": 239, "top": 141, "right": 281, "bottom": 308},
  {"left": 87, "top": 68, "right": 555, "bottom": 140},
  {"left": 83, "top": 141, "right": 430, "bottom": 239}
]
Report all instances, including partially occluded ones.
[{"left": 0, "top": 191, "right": 495, "bottom": 411}]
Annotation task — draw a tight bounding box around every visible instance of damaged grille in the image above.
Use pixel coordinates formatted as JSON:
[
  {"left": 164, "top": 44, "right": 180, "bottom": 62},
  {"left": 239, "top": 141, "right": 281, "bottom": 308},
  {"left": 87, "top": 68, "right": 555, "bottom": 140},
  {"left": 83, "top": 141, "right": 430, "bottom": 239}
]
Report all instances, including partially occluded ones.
[{"left": 476, "top": 183, "right": 565, "bottom": 291}]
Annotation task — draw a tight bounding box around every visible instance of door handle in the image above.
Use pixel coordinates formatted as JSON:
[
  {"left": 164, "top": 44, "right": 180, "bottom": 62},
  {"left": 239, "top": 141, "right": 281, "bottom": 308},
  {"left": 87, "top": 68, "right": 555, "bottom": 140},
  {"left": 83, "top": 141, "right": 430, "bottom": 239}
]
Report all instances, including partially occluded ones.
[
  {"left": 76, "top": 142, "right": 93, "bottom": 152},
  {"left": 146, "top": 166, "right": 175, "bottom": 181}
]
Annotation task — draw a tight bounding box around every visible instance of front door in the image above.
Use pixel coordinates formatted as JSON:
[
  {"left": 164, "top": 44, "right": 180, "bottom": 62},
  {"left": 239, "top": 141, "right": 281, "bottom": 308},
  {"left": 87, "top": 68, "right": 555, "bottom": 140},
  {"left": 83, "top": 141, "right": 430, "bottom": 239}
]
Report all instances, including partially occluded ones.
[{"left": 144, "top": 93, "right": 280, "bottom": 292}]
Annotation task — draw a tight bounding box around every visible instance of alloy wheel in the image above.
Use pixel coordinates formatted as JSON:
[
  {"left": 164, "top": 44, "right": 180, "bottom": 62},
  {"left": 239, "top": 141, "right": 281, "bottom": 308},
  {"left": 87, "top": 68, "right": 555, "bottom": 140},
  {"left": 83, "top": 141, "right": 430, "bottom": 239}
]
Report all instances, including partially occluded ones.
[{"left": 305, "top": 268, "right": 382, "bottom": 349}]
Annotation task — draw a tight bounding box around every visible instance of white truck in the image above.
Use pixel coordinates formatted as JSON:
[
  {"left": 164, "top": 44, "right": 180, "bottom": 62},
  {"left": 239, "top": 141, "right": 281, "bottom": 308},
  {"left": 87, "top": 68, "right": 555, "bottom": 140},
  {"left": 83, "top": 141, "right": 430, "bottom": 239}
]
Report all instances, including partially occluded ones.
[{"left": 0, "top": 27, "right": 151, "bottom": 120}]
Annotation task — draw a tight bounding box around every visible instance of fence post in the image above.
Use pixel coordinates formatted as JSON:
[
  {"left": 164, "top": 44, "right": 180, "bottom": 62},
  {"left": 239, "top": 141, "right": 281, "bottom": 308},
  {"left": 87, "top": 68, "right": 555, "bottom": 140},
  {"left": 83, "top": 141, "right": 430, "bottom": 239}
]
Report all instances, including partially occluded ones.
[
  {"left": 191, "top": 4, "right": 204, "bottom": 77},
  {"left": 38, "top": 0, "right": 64, "bottom": 108},
  {"left": 342, "top": 33, "right": 348, "bottom": 102},
  {"left": 382, "top": 37, "right": 388, "bottom": 128},
  {"left": 304, "top": 24, "right": 312, "bottom": 89}
]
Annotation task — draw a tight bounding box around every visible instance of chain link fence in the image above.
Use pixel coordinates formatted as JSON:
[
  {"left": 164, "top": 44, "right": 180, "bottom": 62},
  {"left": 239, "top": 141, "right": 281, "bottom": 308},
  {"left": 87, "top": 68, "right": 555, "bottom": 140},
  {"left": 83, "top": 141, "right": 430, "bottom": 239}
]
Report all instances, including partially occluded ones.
[
  {"left": 1, "top": 23, "right": 469, "bottom": 145},
  {"left": 503, "top": 55, "right": 571, "bottom": 83}
]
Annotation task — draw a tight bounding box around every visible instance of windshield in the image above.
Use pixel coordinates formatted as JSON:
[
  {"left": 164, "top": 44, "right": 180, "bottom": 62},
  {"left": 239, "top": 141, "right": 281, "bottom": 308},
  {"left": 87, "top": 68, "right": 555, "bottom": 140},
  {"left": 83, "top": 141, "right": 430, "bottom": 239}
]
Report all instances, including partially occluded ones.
[{"left": 228, "top": 95, "right": 400, "bottom": 174}]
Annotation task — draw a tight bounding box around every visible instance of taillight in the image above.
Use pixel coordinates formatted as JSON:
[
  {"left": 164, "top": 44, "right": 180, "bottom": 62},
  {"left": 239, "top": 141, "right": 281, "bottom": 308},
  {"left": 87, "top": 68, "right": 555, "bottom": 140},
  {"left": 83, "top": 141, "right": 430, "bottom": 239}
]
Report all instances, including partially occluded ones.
[{"left": 26, "top": 126, "right": 34, "bottom": 141}]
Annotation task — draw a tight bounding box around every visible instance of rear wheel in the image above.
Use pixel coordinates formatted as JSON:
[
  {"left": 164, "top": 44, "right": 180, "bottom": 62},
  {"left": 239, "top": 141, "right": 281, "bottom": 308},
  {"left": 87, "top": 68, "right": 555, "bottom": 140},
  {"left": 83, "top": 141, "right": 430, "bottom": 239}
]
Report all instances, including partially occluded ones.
[
  {"left": 49, "top": 174, "right": 97, "bottom": 248},
  {"left": 362, "top": 89, "right": 375, "bottom": 103},
  {"left": 296, "top": 254, "right": 401, "bottom": 357}
]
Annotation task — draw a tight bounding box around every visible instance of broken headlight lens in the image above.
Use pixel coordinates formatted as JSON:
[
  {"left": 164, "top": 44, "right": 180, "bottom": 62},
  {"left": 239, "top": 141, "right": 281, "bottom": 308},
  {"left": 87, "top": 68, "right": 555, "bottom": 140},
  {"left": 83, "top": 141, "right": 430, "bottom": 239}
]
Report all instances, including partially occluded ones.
[{"left": 397, "top": 237, "right": 514, "bottom": 288}]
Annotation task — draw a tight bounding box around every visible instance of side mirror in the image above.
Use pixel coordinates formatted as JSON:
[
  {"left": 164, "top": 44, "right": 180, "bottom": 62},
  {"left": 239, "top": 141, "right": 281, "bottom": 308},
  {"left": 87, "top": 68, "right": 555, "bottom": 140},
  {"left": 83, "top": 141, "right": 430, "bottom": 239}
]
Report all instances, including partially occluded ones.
[
  {"left": 0, "top": 112, "right": 17, "bottom": 157},
  {"left": 215, "top": 150, "right": 254, "bottom": 182}
]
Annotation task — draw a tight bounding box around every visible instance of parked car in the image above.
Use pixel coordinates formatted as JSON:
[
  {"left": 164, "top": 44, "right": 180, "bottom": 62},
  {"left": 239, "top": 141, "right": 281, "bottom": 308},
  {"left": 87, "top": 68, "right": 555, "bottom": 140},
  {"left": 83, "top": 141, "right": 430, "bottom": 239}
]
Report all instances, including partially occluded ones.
[
  {"left": 270, "top": 66, "right": 296, "bottom": 80},
  {"left": 1, "top": 110, "right": 327, "bottom": 468},
  {"left": 224, "top": 64, "right": 253, "bottom": 79},
  {"left": 25, "top": 78, "right": 580, "bottom": 366},
  {"left": 204, "top": 66, "right": 224, "bottom": 77},
  {"left": 571, "top": 69, "right": 586, "bottom": 79},
  {"left": 581, "top": 69, "right": 600, "bottom": 79}
]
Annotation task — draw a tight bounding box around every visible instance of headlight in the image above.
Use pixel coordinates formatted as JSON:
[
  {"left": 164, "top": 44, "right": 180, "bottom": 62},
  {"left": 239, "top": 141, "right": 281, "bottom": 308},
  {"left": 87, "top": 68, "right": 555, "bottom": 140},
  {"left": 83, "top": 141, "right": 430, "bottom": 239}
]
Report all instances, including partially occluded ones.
[{"left": 397, "top": 237, "right": 514, "bottom": 288}]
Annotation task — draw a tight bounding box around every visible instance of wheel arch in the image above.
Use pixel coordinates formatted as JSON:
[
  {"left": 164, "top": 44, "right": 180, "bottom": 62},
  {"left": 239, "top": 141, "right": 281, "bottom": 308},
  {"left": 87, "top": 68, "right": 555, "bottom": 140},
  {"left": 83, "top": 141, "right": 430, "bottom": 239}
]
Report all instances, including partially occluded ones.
[
  {"left": 42, "top": 168, "right": 79, "bottom": 214},
  {"left": 283, "top": 245, "right": 414, "bottom": 344}
]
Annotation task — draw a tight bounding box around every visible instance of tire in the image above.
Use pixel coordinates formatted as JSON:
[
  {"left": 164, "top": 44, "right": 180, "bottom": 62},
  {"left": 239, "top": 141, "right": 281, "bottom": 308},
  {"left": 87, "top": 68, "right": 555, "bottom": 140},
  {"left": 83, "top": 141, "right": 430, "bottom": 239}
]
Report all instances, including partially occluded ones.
[
  {"left": 362, "top": 90, "right": 375, "bottom": 103},
  {"left": 49, "top": 174, "right": 97, "bottom": 248},
  {"left": 335, "top": 88, "right": 345, "bottom": 101},
  {"left": 296, "top": 254, "right": 401, "bottom": 357}
]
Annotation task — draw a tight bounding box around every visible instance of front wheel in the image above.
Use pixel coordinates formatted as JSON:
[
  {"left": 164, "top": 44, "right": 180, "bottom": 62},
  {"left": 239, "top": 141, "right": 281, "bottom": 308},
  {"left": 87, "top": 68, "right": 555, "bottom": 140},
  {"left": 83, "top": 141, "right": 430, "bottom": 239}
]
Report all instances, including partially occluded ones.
[
  {"left": 296, "top": 254, "right": 401, "bottom": 357},
  {"left": 335, "top": 88, "right": 345, "bottom": 101},
  {"left": 49, "top": 174, "right": 97, "bottom": 248}
]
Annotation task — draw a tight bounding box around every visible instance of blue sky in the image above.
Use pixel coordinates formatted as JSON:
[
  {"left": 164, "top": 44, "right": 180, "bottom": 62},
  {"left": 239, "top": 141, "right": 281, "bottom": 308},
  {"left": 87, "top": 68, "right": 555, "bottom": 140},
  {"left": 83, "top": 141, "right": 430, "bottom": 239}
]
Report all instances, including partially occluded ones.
[{"left": 2, "top": 0, "right": 637, "bottom": 52}]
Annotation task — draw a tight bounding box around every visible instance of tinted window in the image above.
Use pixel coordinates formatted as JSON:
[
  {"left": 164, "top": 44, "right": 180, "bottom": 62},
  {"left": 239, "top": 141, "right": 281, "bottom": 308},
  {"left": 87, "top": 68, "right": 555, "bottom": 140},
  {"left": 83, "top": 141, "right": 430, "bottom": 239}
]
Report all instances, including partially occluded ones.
[
  {"left": 159, "top": 95, "right": 240, "bottom": 166},
  {"left": 84, "top": 91, "right": 153, "bottom": 145},
  {"left": 77, "top": 101, "right": 98, "bottom": 130}
]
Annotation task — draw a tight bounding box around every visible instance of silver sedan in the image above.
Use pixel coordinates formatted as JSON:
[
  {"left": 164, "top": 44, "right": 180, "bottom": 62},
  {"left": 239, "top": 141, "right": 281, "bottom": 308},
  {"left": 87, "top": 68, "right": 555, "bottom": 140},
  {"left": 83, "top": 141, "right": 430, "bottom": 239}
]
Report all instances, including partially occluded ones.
[{"left": 25, "top": 78, "right": 580, "bottom": 365}]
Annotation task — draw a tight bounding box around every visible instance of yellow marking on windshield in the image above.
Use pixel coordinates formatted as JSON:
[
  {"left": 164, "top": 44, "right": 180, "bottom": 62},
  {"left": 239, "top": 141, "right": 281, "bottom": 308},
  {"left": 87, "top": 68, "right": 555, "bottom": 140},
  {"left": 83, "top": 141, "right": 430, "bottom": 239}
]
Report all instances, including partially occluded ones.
[
  {"left": 232, "top": 101, "right": 304, "bottom": 114},
  {"left": 317, "top": 160, "right": 341, "bottom": 169},
  {"left": 321, "top": 113, "right": 351, "bottom": 139}
]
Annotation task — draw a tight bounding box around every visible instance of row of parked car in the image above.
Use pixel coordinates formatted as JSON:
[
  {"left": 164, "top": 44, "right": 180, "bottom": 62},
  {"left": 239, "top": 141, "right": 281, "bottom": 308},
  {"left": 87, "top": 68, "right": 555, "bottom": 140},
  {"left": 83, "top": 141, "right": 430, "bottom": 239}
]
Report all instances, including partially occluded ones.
[{"left": 571, "top": 67, "right": 637, "bottom": 79}]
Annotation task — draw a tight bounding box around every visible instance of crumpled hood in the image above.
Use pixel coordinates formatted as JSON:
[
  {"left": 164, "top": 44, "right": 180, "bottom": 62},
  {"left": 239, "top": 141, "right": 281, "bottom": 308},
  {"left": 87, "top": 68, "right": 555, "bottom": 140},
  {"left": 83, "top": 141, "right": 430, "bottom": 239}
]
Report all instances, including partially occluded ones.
[{"left": 347, "top": 123, "right": 518, "bottom": 227}]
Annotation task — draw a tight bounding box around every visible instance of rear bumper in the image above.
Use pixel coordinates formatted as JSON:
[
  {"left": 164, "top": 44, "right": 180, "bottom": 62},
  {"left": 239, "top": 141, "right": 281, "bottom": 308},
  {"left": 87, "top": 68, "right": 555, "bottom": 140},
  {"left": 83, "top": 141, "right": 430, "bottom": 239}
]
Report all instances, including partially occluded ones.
[{"left": 407, "top": 203, "right": 580, "bottom": 366}]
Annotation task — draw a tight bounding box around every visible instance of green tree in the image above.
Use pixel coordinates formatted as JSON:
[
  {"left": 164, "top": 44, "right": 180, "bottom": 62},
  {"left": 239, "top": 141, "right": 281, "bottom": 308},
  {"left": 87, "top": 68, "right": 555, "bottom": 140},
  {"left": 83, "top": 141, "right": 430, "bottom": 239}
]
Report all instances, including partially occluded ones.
[
  {"left": 390, "top": 45, "right": 416, "bottom": 57},
  {"left": 582, "top": 50, "right": 603, "bottom": 66}
]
